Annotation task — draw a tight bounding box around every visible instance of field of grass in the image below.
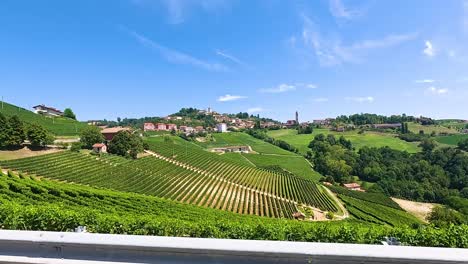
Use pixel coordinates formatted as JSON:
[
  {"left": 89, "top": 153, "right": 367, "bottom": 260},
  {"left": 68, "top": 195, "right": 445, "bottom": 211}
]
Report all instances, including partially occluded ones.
[
  {"left": 195, "top": 132, "right": 295, "bottom": 155},
  {"left": 267, "top": 129, "right": 420, "bottom": 154},
  {"left": 435, "top": 134, "right": 468, "bottom": 145},
  {"left": 437, "top": 119, "right": 468, "bottom": 130},
  {"left": 2, "top": 171, "right": 466, "bottom": 247},
  {"left": 407, "top": 122, "right": 458, "bottom": 135},
  {"left": 242, "top": 153, "right": 322, "bottom": 182},
  {"left": 0, "top": 101, "right": 88, "bottom": 136}
]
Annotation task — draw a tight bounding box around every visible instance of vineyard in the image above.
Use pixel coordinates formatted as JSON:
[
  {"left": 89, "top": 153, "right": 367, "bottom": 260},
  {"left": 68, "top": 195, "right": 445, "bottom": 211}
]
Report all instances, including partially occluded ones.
[
  {"left": 0, "top": 148, "right": 338, "bottom": 219},
  {"left": 0, "top": 101, "right": 88, "bottom": 136},
  {"left": 338, "top": 195, "right": 421, "bottom": 226},
  {"left": 327, "top": 185, "right": 402, "bottom": 210},
  {"left": 0, "top": 171, "right": 467, "bottom": 247}
]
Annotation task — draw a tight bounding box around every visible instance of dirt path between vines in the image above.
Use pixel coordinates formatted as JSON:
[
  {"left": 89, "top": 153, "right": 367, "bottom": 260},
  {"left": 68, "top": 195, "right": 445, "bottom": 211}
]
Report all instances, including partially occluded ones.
[{"left": 392, "top": 197, "right": 437, "bottom": 223}]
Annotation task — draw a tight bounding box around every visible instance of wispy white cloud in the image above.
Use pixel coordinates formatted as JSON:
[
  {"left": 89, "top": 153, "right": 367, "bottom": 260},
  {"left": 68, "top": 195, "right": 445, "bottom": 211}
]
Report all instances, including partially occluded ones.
[
  {"left": 260, "top": 83, "right": 296, "bottom": 93},
  {"left": 133, "top": 0, "right": 230, "bottom": 24},
  {"left": 247, "top": 107, "right": 263, "bottom": 113},
  {"left": 312, "top": 97, "right": 329, "bottom": 102},
  {"left": 415, "top": 79, "right": 435, "bottom": 83},
  {"left": 426, "top": 86, "right": 448, "bottom": 95},
  {"left": 215, "top": 50, "right": 248, "bottom": 67},
  {"left": 127, "top": 30, "right": 228, "bottom": 72},
  {"left": 300, "top": 14, "right": 417, "bottom": 66},
  {"left": 423, "top": 40, "right": 435, "bottom": 57},
  {"left": 217, "top": 94, "right": 247, "bottom": 102},
  {"left": 345, "top": 96, "right": 374, "bottom": 103},
  {"left": 329, "top": 0, "right": 361, "bottom": 20}
]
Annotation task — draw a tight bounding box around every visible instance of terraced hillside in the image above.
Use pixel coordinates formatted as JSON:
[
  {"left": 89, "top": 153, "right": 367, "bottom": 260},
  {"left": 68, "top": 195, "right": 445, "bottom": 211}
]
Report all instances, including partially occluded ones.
[
  {"left": 0, "top": 149, "right": 338, "bottom": 219},
  {"left": 2, "top": 172, "right": 465, "bottom": 247},
  {"left": 0, "top": 101, "right": 88, "bottom": 136}
]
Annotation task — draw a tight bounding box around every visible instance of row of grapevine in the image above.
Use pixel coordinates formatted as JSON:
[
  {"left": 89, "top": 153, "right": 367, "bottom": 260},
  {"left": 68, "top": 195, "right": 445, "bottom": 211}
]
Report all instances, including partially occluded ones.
[
  {"left": 145, "top": 138, "right": 338, "bottom": 212},
  {"left": 338, "top": 195, "right": 421, "bottom": 226},
  {"left": 0, "top": 152, "right": 301, "bottom": 218},
  {"left": 0, "top": 172, "right": 467, "bottom": 248},
  {"left": 327, "top": 185, "right": 402, "bottom": 210}
]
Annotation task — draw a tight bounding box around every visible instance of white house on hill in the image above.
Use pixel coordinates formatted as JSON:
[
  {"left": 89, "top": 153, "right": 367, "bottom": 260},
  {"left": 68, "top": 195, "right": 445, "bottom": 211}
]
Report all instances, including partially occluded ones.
[
  {"left": 32, "top": 104, "right": 63, "bottom": 117},
  {"left": 216, "top": 123, "right": 227, "bottom": 133}
]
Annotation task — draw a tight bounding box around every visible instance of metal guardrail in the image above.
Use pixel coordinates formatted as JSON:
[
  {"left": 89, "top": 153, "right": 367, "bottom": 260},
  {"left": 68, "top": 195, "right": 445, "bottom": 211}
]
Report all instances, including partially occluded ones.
[{"left": 0, "top": 230, "right": 467, "bottom": 263}]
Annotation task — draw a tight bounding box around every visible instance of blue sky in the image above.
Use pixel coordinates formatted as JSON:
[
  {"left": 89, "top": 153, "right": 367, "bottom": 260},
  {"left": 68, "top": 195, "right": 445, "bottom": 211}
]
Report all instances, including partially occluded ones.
[{"left": 1, "top": 0, "right": 468, "bottom": 121}]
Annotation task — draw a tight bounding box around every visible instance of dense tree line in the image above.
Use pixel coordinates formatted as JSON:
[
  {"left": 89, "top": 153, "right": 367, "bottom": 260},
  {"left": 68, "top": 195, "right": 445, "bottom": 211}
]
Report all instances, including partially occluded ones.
[
  {"left": 334, "top": 113, "right": 436, "bottom": 126},
  {"left": 459, "top": 138, "right": 468, "bottom": 152},
  {"left": 247, "top": 129, "right": 299, "bottom": 153},
  {"left": 307, "top": 133, "right": 468, "bottom": 215},
  {"left": 335, "top": 113, "right": 416, "bottom": 125},
  {"left": 0, "top": 113, "right": 54, "bottom": 148}
]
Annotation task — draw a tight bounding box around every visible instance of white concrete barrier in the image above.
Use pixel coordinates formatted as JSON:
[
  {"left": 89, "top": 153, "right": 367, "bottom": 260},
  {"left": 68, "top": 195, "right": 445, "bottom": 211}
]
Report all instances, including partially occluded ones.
[{"left": 0, "top": 230, "right": 467, "bottom": 263}]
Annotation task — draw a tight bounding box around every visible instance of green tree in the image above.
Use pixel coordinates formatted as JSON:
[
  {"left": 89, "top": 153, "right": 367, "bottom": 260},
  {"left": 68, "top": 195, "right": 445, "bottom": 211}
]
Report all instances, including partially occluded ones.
[
  {"left": 63, "top": 108, "right": 76, "bottom": 120},
  {"left": 427, "top": 206, "right": 466, "bottom": 227},
  {"left": 108, "top": 131, "right": 143, "bottom": 159},
  {"left": 80, "top": 126, "right": 104, "bottom": 149},
  {"left": 0, "top": 113, "right": 10, "bottom": 148},
  {"left": 419, "top": 138, "right": 436, "bottom": 152},
  {"left": 26, "top": 124, "right": 54, "bottom": 148},
  {"left": 6, "top": 115, "right": 26, "bottom": 147},
  {"left": 458, "top": 138, "right": 468, "bottom": 151},
  {"left": 70, "top": 142, "right": 82, "bottom": 152}
]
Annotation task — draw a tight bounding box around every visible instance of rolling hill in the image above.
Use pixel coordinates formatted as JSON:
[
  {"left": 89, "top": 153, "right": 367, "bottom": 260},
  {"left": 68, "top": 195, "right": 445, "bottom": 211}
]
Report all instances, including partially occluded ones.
[
  {"left": 193, "top": 132, "right": 321, "bottom": 181},
  {"left": 267, "top": 129, "right": 420, "bottom": 154},
  {"left": 0, "top": 101, "right": 87, "bottom": 136},
  {"left": 0, "top": 146, "right": 339, "bottom": 219},
  {"left": 1, "top": 171, "right": 463, "bottom": 247}
]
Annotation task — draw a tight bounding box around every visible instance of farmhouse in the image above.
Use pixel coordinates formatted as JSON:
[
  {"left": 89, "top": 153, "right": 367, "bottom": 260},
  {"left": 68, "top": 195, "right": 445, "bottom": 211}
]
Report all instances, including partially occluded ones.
[
  {"left": 343, "top": 183, "right": 364, "bottom": 192},
  {"left": 313, "top": 119, "right": 334, "bottom": 126},
  {"left": 216, "top": 123, "right": 228, "bottom": 133},
  {"left": 32, "top": 104, "right": 63, "bottom": 117},
  {"left": 143, "top": 122, "right": 156, "bottom": 131},
  {"left": 101, "top": 127, "right": 131, "bottom": 141},
  {"left": 211, "top": 146, "right": 251, "bottom": 154},
  {"left": 92, "top": 143, "right": 107, "bottom": 153}
]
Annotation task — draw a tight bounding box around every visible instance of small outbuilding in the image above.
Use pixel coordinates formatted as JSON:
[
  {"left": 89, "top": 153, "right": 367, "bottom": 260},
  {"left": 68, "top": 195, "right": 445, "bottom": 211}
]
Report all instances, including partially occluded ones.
[
  {"left": 292, "top": 211, "right": 306, "bottom": 220},
  {"left": 92, "top": 143, "right": 107, "bottom": 153}
]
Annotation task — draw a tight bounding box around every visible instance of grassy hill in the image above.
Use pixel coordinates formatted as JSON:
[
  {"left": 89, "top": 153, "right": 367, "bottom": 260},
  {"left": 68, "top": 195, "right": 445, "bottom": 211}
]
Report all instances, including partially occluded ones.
[
  {"left": 193, "top": 132, "right": 321, "bottom": 181},
  {"left": 407, "top": 122, "right": 458, "bottom": 135},
  {"left": 241, "top": 153, "right": 322, "bottom": 182},
  {"left": 267, "top": 129, "right": 420, "bottom": 154},
  {"left": 2, "top": 171, "right": 465, "bottom": 247},
  {"left": 195, "top": 132, "right": 294, "bottom": 155},
  {"left": 435, "top": 134, "right": 468, "bottom": 146},
  {"left": 0, "top": 101, "right": 87, "bottom": 136}
]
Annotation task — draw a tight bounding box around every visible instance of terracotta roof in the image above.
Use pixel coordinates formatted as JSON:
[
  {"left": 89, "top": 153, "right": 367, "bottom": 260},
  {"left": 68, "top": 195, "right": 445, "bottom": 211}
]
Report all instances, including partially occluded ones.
[
  {"left": 343, "top": 183, "right": 361, "bottom": 188},
  {"left": 101, "top": 127, "right": 131, "bottom": 133},
  {"left": 92, "top": 143, "right": 105, "bottom": 148}
]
